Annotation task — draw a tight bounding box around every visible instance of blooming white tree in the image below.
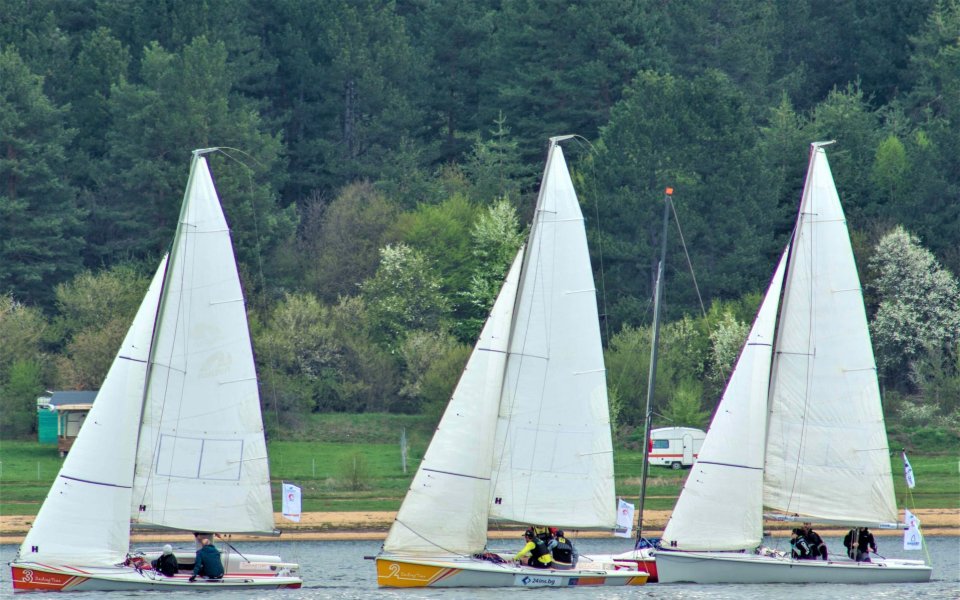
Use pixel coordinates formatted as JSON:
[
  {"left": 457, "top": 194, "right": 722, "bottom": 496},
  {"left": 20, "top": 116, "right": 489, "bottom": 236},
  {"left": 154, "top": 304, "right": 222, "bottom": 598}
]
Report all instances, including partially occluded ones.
[
  {"left": 869, "top": 226, "right": 960, "bottom": 382},
  {"left": 361, "top": 243, "right": 451, "bottom": 346}
]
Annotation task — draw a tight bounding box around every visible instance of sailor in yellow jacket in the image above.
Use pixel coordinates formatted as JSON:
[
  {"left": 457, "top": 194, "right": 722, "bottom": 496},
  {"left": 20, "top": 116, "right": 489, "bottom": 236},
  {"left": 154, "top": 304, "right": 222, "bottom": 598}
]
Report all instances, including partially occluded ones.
[{"left": 514, "top": 529, "right": 553, "bottom": 568}]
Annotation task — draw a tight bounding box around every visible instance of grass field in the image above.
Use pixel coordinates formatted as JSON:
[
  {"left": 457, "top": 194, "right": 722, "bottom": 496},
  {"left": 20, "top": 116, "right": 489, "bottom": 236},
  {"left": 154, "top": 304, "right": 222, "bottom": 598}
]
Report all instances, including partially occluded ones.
[{"left": 1, "top": 413, "right": 956, "bottom": 515}]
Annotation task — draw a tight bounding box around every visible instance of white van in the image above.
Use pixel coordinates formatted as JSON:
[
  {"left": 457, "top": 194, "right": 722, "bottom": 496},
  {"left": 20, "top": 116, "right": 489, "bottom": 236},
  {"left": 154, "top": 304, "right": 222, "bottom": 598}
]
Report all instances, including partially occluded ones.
[{"left": 648, "top": 426, "right": 706, "bottom": 470}]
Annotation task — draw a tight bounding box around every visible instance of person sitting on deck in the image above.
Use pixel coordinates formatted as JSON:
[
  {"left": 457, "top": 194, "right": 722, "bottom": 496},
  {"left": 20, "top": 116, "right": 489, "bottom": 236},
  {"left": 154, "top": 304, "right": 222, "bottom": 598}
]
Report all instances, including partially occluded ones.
[
  {"left": 189, "top": 537, "right": 225, "bottom": 582},
  {"left": 790, "top": 528, "right": 811, "bottom": 559},
  {"left": 844, "top": 527, "right": 877, "bottom": 562},
  {"left": 801, "top": 522, "right": 828, "bottom": 560},
  {"left": 547, "top": 530, "right": 577, "bottom": 569},
  {"left": 515, "top": 529, "right": 553, "bottom": 569},
  {"left": 151, "top": 544, "right": 179, "bottom": 577}
]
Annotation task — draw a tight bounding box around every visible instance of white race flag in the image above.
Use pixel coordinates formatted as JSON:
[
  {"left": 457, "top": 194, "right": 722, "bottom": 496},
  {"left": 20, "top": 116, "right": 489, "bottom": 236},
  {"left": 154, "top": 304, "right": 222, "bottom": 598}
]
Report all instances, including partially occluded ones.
[
  {"left": 902, "top": 452, "right": 916, "bottom": 489},
  {"left": 614, "top": 499, "right": 635, "bottom": 539},
  {"left": 903, "top": 508, "right": 923, "bottom": 551},
  {"left": 282, "top": 482, "right": 302, "bottom": 523}
]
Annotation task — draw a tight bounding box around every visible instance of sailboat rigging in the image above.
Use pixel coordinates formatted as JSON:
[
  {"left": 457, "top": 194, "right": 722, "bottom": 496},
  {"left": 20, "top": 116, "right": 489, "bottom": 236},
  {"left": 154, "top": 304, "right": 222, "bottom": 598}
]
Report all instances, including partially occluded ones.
[
  {"left": 654, "top": 142, "right": 932, "bottom": 584},
  {"left": 11, "top": 149, "right": 302, "bottom": 592}
]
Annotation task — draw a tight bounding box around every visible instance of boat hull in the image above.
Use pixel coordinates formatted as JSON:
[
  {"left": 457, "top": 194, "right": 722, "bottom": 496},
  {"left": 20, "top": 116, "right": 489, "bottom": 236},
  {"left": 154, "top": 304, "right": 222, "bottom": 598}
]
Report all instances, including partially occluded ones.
[
  {"left": 656, "top": 550, "right": 932, "bottom": 584},
  {"left": 585, "top": 548, "right": 658, "bottom": 582},
  {"left": 11, "top": 563, "right": 302, "bottom": 593},
  {"left": 376, "top": 555, "right": 648, "bottom": 588}
]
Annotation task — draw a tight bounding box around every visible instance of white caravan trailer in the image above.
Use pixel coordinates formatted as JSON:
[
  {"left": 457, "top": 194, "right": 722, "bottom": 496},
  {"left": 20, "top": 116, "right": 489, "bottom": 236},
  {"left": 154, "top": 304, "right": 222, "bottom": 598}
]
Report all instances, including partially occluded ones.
[{"left": 648, "top": 427, "right": 706, "bottom": 469}]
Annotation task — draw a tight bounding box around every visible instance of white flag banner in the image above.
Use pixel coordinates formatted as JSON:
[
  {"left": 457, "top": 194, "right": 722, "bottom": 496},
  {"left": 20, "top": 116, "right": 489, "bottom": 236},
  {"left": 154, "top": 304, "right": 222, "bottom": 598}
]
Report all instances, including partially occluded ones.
[
  {"left": 282, "top": 482, "right": 302, "bottom": 523},
  {"left": 903, "top": 508, "right": 922, "bottom": 551},
  {"left": 902, "top": 452, "right": 916, "bottom": 489},
  {"left": 614, "top": 499, "right": 635, "bottom": 539}
]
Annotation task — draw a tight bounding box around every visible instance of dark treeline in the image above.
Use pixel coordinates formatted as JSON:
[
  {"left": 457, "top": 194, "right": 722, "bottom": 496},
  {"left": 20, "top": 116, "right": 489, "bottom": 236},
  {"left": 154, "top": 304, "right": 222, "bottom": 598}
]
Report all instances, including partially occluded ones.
[{"left": 1, "top": 0, "right": 959, "bottom": 439}]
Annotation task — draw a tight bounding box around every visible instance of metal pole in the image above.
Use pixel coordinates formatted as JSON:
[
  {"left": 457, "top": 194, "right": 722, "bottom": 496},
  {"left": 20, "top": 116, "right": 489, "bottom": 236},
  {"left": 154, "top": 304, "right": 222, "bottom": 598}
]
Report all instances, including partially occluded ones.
[{"left": 636, "top": 187, "right": 672, "bottom": 544}]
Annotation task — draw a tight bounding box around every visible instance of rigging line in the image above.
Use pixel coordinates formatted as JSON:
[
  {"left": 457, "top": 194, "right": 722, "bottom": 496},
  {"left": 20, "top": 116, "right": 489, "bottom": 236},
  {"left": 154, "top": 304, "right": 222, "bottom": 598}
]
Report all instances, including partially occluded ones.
[
  {"left": 213, "top": 147, "right": 282, "bottom": 436},
  {"left": 214, "top": 147, "right": 269, "bottom": 311},
  {"left": 569, "top": 136, "right": 610, "bottom": 346},
  {"left": 392, "top": 519, "right": 477, "bottom": 560},
  {"left": 668, "top": 199, "right": 706, "bottom": 319}
]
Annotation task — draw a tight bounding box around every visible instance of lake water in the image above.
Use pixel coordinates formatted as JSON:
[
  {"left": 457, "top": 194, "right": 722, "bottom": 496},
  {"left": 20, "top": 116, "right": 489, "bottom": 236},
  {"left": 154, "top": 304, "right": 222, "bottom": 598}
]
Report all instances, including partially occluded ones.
[{"left": 2, "top": 535, "right": 957, "bottom": 598}]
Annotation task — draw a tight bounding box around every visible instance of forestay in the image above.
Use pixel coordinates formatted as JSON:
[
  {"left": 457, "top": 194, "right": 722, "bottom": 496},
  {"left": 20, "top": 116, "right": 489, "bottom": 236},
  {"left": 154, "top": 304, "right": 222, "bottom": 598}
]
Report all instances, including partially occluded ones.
[{"left": 131, "top": 153, "right": 274, "bottom": 534}]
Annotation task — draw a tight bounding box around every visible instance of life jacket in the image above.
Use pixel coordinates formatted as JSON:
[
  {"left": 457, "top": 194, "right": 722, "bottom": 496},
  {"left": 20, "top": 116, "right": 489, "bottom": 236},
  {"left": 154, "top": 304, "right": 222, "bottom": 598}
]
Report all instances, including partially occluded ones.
[
  {"left": 552, "top": 536, "right": 574, "bottom": 564},
  {"left": 530, "top": 536, "right": 552, "bottom": 564}
]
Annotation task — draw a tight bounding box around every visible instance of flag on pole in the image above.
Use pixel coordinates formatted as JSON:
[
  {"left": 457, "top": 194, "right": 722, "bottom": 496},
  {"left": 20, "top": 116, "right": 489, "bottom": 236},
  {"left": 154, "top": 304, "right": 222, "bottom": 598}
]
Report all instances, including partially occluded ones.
[
  {"left": 282, "top": 482, "right": 302, "bottom": 523},
  {"left": 614, "top": 499, "right": 635, "bottom": 538},
  {"left": 902, "top": 452, "right": 916, "bottom": 489},
  {"left": 903, "top": 508, "right": 922, "bottom": 550}
]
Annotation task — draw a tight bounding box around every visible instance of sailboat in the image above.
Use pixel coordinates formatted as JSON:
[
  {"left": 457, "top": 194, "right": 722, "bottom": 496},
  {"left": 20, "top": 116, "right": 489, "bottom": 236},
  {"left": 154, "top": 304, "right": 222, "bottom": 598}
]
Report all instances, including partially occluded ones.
[
  {"left": 374, "top": 137, "right": 648, "bottom": 588},
  {"left": 10, "top": 149, "right": 303, "bottom": 592},
  {"left": 655, "top": 142, "right": 932, "bottom": 584}
]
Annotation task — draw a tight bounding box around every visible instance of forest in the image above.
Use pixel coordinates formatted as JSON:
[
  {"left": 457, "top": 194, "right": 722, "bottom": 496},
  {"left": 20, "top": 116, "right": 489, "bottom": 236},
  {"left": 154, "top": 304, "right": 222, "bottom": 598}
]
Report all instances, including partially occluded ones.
[{"left": 1, "top": 0, "right": 959, "bottom": 442}]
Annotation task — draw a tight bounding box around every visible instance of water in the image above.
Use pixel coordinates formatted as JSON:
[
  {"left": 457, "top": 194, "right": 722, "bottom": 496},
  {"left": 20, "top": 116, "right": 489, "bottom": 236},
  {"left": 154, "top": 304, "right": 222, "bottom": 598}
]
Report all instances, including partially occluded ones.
[{"left": 2, "top": 536, "right": 957, "bottom": 598}]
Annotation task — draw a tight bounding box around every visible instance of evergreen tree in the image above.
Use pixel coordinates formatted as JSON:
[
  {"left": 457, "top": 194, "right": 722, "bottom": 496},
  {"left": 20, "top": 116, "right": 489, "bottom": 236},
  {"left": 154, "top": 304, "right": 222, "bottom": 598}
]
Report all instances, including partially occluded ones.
[{"left": 0, "top": 47, "right": 84, "bottom": 308}]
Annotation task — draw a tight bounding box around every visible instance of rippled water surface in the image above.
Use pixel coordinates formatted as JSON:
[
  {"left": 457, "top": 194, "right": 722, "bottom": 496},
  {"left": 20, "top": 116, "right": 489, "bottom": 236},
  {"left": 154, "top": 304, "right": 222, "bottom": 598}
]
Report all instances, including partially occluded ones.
[{"left": 3, "top": 535, "right": 957, "bottom": 598}]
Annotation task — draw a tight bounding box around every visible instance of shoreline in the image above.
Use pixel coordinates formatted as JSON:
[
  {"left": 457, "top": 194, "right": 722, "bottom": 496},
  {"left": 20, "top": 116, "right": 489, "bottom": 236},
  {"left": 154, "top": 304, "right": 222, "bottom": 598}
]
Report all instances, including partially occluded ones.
[{"left": 2, "top": 508, "right": 956, "bottom": 544}]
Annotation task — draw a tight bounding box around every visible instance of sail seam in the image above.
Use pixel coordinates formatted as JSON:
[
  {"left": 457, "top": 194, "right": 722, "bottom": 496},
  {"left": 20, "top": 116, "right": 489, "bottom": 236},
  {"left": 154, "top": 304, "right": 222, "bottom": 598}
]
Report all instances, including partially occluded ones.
[
  {"left": 573, "top": 368, "right": 605, "bottom": 375},
  {"left": 210, "top": 298, "right": 244, "bottom": 305},
  {"left": 564, "top": 288, "right": 596, "bottom": 294}
]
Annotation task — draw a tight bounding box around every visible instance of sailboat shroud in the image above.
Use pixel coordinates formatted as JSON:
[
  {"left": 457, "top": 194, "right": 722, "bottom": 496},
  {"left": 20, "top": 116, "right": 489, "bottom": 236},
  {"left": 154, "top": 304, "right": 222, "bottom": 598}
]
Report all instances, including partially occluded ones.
[
  {"left": 655, "top": 143, "right": 932, "bottom": 584},
  {"left": 376, "top": 139, "right": 646, "bottom": 588},
  {"left": 11, "top": 151, "right": 302, "bottom": 592}
]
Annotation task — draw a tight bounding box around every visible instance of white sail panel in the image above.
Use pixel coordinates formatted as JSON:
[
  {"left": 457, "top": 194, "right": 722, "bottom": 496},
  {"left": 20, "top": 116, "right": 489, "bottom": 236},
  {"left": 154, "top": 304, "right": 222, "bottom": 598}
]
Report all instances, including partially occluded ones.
[
  {"left": 18, "top": 256, "right": 168, "bottom": 567},
  {"left": 663, "top": 249, "right": 788, "bottom": 550},
  {"left": 490, "top": 143, "right": 615, "bottom": 529},
  {"left": 384, "top": 250, "right": 523, "bottom": 556},
  {"left": 764, "top": 145, "right": 897, "bottom": 524},
  {"left": 132, "top": 155, "right": 274, "bottom": 533}
]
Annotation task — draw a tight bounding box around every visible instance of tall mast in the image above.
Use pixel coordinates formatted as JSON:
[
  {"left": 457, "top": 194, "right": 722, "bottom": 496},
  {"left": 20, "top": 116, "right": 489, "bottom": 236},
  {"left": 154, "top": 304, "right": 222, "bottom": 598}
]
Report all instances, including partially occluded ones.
[{"left": 636, "top": 186, "right": 672, "bottom": 543}]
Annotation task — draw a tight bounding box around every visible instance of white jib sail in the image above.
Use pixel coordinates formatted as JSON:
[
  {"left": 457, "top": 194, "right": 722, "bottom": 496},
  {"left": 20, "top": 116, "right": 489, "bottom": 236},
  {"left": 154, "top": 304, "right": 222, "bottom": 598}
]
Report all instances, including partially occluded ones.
[
  {"left": 384, "top": 250, "right": 524, "bottom": 556},
  {"left": 131, "top": 153, "right": 274, "bottom": 533},
  {"left": 662, "top": 249, "right": 788, "bottom": 550},
  {"left": 763, "top": 144, "right": 897, "bottom": 525},
  {"left": 18, "top": 256, "right": 168, "bottom": 567},
  {"left": 489, "top": 141, "right": 616, "bottom": 529}
]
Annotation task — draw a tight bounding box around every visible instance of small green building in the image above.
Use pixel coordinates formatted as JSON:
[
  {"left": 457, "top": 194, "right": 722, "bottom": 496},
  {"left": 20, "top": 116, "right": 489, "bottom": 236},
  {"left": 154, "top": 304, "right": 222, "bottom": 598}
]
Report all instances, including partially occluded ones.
[{"left": 36, "top": 391, "right": 98, "bottom": 456}]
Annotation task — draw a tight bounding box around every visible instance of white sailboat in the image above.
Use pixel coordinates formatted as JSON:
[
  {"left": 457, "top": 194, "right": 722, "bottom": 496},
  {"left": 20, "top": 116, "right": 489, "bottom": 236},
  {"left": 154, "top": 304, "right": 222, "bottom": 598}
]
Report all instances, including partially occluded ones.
[
  {"left": 10, "top": 149, "right": 302, "bottom": 592},
  {"left": 655, "top": 142, "right": 932, "bottom": 584},
  {"left": 374, "top": 137, "right": 648, "bottom": 588}
]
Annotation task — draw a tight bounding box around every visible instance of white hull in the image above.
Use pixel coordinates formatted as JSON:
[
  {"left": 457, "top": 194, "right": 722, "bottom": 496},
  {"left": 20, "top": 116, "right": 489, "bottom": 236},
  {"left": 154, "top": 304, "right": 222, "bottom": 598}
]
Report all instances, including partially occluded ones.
[
  {"left": 376, "top": 554, "right": 648, "bottom": 587},
  {"left": 11, "top": 562, "right": 302, "bottom": 593},
  {"left": 656, "top": 550, "right": 932, "bottom": 584}
]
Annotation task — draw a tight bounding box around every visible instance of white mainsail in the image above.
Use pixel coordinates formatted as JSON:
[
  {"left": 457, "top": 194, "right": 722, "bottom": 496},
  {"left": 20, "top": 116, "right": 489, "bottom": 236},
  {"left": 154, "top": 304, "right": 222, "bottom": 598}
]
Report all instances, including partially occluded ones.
[
  {"left": 383, "top": 250, "right": 523, "bottom": 556},
  {"left": 489, "top": 141, "right": 615, "bottom": 529},
  {"left": 131, "top": 152, "right": 274, "bottom": 534},
  {"left": 763, "top": 144, "right": 897, "bottom": 526},
  {"left": 17, "top": 256, "right": 168, "bottom": 567},
  {"left": 662, "top": 249, "right": 788, "bottom": 550}
]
